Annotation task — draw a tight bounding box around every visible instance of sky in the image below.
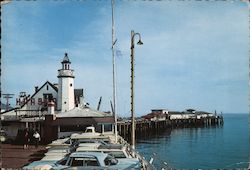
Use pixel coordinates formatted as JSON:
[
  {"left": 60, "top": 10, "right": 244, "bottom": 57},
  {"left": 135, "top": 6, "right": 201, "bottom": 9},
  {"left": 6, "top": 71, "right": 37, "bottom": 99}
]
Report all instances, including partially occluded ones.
[{"left": 1, "top": 0, "right": 249, "bottom": 116}]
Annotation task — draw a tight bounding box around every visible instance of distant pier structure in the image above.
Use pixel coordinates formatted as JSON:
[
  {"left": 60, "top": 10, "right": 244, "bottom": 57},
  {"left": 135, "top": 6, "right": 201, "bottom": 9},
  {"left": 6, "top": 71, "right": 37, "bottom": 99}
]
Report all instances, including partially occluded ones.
[{"left": 117, "top": 109, "right": 223, "bottom": 141}]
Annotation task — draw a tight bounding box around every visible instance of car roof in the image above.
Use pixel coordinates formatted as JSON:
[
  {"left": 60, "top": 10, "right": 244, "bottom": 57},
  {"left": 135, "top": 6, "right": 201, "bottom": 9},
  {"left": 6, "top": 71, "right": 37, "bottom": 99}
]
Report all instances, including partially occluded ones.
[
  {"left": 98, "top": 144, "right": 124, "bottom": 150},
  {"left": 41, "top": 156, "right": 66, "bottom": 161},
  {"left": 76, "top": 147, "right": 124, "bottom": 152},
  {"left": 69, "top": 151, "right": 108, "bottom": 158}
]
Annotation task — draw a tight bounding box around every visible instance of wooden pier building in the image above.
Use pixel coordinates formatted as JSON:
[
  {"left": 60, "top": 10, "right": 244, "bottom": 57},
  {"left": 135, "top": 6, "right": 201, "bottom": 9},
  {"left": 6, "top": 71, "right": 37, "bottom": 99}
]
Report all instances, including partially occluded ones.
[{"left": 117, "top": 109, "right": 223, "bottom": 141}]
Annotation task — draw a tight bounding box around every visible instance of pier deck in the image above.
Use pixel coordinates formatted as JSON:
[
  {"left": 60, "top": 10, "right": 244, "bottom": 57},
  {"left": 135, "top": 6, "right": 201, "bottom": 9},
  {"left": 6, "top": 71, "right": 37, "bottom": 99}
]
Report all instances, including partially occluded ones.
[
  {"left": 1, "top": 144, "right": 47, "bottom": 169},
  {"left": 118, "top": 116, "right": 223, "bottom": 141}
]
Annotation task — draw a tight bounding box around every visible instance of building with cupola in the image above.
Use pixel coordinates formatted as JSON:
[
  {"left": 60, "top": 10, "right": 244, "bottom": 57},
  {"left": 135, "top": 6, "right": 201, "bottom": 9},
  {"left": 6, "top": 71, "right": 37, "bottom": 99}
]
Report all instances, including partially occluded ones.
[
  {"left": 1, "top": 53, "right": 115, "bottom": 143},
  {"left": 57, "top": 53, "right": 75, "bottom": 112}
]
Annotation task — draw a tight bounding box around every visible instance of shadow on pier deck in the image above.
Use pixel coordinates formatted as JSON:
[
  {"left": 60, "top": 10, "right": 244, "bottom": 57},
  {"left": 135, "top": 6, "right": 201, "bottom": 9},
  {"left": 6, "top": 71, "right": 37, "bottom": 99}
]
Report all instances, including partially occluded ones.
[{"left": 0, "top": 144, "right": 47, "bottom": 169}]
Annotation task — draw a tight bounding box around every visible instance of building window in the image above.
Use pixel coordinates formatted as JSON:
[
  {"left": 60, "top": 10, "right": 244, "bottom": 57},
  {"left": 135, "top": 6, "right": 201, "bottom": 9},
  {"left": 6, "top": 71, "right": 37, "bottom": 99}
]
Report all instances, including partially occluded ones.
[
  {"left": 70, "top": 83, "right": 72, "bottom": 87},
  {"left": 46, "top": 85, "right": 49, "bottom": 90},
  {"left": 64, "top": 101, "right": 67, "bottom": 104},
  {"left": 43, "top": 93, "right": 53, "bottom": 106}
]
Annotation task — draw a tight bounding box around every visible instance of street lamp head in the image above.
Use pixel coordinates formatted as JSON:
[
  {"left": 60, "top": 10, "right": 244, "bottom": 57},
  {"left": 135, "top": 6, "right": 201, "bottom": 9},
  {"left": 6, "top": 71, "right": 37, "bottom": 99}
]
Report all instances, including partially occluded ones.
[{"left": 137, "top": 39, "right": 143, "bottom": 45}]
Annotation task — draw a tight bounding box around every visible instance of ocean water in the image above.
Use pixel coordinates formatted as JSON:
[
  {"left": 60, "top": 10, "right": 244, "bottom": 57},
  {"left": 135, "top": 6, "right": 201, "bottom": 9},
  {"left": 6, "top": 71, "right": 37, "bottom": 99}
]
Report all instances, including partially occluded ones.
[{"left": 136, "top": 114, "right": 250, "bottom": 169}]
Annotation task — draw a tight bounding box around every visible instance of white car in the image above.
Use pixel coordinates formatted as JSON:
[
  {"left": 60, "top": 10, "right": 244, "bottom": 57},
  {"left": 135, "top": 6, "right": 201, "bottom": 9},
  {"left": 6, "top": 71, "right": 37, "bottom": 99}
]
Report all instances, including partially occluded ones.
[
  {"left": 76, "top": 144, "right": 131, "bottom": 159},
  {"left": 22, "top": 156, "right": 68, "bottom": 170},
  {"left": 53, "top": 152, "right": 141, "bottom": 170}
]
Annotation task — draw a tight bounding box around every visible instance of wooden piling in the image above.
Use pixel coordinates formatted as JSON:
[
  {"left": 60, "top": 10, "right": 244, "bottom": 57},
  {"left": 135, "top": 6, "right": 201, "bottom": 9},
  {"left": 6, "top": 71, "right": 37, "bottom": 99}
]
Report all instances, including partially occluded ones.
[{"left": 117, "top": 115, "right": 223, "bottom": 143}]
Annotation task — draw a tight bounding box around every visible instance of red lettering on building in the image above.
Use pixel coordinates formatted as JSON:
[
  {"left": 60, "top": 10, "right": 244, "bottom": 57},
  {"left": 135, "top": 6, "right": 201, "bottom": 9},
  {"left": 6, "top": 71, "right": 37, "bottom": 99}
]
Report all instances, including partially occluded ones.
[
  {"left": 31, "top": 98, "right": 35, "bottom": 105},
  {"left": 38, "top": 98, "right": 42, "bottom": 105}
]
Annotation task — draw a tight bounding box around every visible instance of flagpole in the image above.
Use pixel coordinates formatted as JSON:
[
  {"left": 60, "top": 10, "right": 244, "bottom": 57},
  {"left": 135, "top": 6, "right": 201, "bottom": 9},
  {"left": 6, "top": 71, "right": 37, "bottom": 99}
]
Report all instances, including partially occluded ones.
[{"left": 111, "top": 0, "right": 118, "bottom": 143}]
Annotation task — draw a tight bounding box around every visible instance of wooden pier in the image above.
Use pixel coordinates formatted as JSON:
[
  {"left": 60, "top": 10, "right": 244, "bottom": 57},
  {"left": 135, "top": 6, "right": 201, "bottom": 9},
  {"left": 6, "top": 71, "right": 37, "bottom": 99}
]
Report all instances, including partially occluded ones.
[{"left": 117, "top": 116, "right": 223, "bottom": 141}]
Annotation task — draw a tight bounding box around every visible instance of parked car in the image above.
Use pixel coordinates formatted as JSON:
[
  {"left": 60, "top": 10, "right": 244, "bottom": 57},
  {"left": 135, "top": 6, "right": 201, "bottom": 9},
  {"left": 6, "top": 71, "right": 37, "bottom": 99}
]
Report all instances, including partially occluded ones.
[
  {"left": 76, "top": 144, "right": 131, "bottom": 159},
  {"left": 22, "top": 156, "right": 68, "bottom": 170},
  {"left": 53, "top": 152, "right": 141, "bottom": 169}
]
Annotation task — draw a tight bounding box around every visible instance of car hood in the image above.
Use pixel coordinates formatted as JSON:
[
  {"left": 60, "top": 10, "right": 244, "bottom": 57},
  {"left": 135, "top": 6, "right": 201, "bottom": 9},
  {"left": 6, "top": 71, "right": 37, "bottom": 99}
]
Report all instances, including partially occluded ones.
[{"left": 22, "top": 161, "right": 56, "bottom": 170}]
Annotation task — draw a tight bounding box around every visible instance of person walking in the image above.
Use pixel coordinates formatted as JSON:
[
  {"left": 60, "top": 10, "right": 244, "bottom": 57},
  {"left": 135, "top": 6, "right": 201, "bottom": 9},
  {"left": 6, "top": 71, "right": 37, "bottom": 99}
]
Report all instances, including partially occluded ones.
[
  {"left": 33, "top": 130, "right": 40, "bottom": 148},
  {"left": 23, "top": 128, "right": 29, "bottom": 149}
]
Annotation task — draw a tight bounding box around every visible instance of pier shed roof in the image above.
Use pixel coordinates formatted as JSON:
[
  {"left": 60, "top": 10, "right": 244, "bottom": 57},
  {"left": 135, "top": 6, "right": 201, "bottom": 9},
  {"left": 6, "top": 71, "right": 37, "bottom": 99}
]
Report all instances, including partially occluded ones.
[
  {"left": 168, "top": 111, "right": 182, "bottom": 115},
  {"left": 52, "top": 116, "right": 114, "bottom": 126},
  {"left": 56, "top": 106, "right": 111, "bottom": 118}
]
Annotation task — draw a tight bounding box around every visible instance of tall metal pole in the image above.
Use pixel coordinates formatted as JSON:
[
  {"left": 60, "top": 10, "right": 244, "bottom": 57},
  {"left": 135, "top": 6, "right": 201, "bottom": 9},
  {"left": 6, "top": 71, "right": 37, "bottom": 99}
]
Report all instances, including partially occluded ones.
[
  {"left": 130, "top": 30, "right": 135, "bottom": 149},
  {"left": 111, "top": 0, "right": 118, "bottom": 143},
  {"left": 130, "top": 30, "right": 143, "bottom": 150}
]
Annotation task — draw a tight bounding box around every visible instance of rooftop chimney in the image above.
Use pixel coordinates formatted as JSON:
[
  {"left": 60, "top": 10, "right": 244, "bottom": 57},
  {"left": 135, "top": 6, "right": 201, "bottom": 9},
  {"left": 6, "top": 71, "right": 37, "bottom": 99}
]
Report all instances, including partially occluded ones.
[{"left": 48, "top": 101, "right": 55, "bottom": 115}]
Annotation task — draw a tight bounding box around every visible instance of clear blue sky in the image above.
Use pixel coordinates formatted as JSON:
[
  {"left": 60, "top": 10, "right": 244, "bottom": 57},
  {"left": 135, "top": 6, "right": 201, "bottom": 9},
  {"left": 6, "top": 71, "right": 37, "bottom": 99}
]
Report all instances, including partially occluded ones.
[{"left": 2, "top": 1, "right": 249, "bottom": 116}]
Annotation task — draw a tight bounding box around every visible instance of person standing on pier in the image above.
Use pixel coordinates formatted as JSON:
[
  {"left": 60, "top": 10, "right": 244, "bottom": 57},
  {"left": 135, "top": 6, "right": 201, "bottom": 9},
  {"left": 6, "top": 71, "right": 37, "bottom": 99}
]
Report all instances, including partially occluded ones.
[
  {"left": 33, "top": 130, "right": 40, "bottom": 148},
  {"left": 23, "top": 128, "right": 29, "bottom": 149}
]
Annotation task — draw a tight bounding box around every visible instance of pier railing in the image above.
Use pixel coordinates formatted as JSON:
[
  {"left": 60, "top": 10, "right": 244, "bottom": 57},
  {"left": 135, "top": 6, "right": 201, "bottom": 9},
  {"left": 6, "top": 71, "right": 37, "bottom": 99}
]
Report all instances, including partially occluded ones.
[
  {"left": 129, "top": 147, "right": 156, "bottom": 170},
  {"left": 117, "top": 135, "right": 156, "bottom": 170}
]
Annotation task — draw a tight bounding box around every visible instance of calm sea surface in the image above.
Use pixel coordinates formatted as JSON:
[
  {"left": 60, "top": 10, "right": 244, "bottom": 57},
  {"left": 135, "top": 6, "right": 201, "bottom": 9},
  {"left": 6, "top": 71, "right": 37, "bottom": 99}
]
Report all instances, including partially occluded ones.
[{"left": 136, "top": 113, "right": 250, "bottom": 169}]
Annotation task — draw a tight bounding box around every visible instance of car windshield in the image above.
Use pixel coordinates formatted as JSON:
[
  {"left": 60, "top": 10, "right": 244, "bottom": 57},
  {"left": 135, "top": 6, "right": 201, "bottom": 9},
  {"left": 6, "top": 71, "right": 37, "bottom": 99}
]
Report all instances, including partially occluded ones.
[
  {"left": 104, "top": 151, "right": 126, "bottom": 158},
  {"left": 104, "top": 155, "right": 118, "bottom": 166},
  {"left": 56, "top": 157, "right": 68, "bottom": 165},
  {"left": 69, "top": 157, "right": 100, "bottom": 167},
  {"left": 85, "top": 129, "right": 93, "bottom": 133}
]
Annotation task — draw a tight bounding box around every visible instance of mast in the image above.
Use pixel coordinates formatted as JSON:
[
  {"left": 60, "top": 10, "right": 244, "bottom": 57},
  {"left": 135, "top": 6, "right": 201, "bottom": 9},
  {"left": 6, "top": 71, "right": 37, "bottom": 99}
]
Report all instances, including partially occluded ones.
[{"left": 111, "top": 0, "right": 118, "bottom": 143}]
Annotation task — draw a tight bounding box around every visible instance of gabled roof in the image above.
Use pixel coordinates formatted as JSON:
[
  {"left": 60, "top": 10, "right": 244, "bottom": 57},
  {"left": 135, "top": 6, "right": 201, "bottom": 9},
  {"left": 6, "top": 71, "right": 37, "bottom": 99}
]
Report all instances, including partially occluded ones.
[
  {"left": 74, "top": 89, "right": 83, "bottom": 97},
  {"left": 19, "top": 81, "right": 58, "bottom": 108},
  {"left": 142, "top": 111, "right": 167, "bottom": 119}
]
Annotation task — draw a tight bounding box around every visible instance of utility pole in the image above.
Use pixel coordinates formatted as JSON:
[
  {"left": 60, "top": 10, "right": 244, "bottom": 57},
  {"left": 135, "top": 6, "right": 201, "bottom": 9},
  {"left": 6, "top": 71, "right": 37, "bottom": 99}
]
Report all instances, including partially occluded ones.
[{"left": 2, "top": 94, "right": 14, "bottom": 111}]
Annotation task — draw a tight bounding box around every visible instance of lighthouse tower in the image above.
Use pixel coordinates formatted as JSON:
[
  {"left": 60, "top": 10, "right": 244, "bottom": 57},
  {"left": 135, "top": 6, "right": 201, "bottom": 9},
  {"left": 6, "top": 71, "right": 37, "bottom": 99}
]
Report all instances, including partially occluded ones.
[{"left": 57, "top": 53, "right": 75, "bottom": 112}]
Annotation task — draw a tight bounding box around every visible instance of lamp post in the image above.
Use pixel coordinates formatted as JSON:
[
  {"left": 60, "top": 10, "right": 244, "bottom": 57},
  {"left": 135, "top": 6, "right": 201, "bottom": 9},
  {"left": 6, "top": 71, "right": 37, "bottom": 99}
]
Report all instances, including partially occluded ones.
[{"left": 130, "top": 30, "right": 143, "bottom": 150}]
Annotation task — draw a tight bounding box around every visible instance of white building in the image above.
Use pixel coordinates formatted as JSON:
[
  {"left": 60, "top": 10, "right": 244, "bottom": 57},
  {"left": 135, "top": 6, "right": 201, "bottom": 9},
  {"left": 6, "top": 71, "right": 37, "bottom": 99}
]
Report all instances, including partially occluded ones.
[
  {"left": 1, "top": 53, "right": 114, "bottom": 142},
  {"left": 168, "top": 109, "right": 214, "bottom": 120},
  {"left": 57, "top": 53, "right": 75, "bottom": 112},
  {"left": 1, "top": 54, "right": 83, "bottom": 121},
  {"left": 142, "top": 109, "right": 169, "bottom": 121}
]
